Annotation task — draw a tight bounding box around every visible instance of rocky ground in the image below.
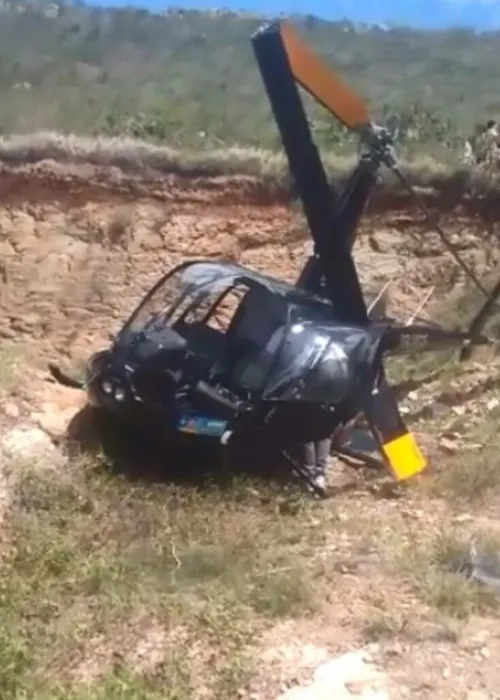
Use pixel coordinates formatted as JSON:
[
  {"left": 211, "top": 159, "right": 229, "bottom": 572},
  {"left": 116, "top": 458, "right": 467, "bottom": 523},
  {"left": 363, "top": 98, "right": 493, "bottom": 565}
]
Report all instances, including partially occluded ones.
[{"left": 1, "top": 159, "right": 500, "bottom": 699}]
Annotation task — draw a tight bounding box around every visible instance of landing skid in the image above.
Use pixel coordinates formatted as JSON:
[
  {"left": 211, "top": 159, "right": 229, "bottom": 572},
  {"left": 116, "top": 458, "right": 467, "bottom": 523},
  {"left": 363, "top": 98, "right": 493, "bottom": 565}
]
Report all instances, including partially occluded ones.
[
  {"left": 279, "top": 448, "right": 328, "bottom": 498},
  {"left": 335, "top": 445, "right": 385, "bottom": 471}
]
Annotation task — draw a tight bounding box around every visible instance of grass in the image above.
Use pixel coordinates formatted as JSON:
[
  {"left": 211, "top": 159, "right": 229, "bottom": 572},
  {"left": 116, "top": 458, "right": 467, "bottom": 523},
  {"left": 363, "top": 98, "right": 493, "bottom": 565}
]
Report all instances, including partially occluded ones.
[
  {"left": 2, "top": 210, "right": 500, "bottom": 695},
  {"left": 433, "top": 439, "right": 500, "bottom": 502},
  {"left": 426, "top": 404, "right": 500, "bottom": 502},
  {"left": 3, "top": 61, "right": 500, "bottom": 693},
  {"left": 357, "top": 507, "right": 500, "bottom": 623},
  {"left": 3, "top": 396, "right": 500, "bottom": 696},
  {"left": 362, "top": 611, "right": 409, "bottom": 642},
  {"left": 0, "top": 451, "right": 336, "bottom": 699},
  {"left": 400, "top": 528, "right": 500, "bottom": 620},
  {"left": 1, "top": 130, "right": 500, "bottom": 199}
]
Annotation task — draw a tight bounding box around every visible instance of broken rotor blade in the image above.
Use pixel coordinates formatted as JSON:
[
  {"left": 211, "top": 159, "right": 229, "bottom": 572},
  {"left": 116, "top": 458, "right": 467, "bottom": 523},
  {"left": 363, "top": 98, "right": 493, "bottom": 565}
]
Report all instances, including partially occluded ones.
[
  {"left": 389, "top": 165, "right": 500, "bottom": 347},
  {"left": 389, "top": 164, "right": 492, "bottom": 299},
  {"left": 406, "top": 286, "right": 435, "bottom": 326},
  {"left": 364, "top": 379, "right": 427, "bottom": 482},
  {"left": 368, "top": 278, "right": 394, "bottom": 318},
  {"left": 279, "top": 22, "right": 370, "bottom": 131},
  {"left": 461, "top": 274, "right": 500, "bottom": 361},
  {"left": 384, "top": 324, "right": 491, "bottom": 355}
]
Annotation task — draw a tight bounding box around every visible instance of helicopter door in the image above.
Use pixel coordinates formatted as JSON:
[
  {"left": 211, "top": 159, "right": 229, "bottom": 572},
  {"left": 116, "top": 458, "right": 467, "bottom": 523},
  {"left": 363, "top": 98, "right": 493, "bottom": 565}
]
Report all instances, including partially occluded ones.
[
  {"left": 224, "top": 286, "right": 288, "bottom": 390},
  {"left": 226, "top": 287, "right": 284, "bottom": 350},
  {"left": 172, "top": 282, "right": 248, "bottom": 369}
]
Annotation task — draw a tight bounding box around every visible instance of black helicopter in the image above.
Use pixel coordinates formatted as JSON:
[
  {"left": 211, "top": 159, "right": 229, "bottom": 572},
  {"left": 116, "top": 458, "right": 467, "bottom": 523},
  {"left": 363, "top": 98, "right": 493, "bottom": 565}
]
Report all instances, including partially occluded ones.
[{"left": 49, "top": 21, "right": 495, "bottom": 495}]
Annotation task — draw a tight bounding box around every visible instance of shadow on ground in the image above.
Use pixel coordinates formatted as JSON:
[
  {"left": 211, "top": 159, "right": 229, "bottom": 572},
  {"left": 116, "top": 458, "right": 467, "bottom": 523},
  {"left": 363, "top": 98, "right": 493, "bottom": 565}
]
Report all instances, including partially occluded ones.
[
  {"left": 62, "top": 404, "right": 311, "bottom": 491},
  {"left": 60, "top": 404, "right": 387, "bottom": 500}
]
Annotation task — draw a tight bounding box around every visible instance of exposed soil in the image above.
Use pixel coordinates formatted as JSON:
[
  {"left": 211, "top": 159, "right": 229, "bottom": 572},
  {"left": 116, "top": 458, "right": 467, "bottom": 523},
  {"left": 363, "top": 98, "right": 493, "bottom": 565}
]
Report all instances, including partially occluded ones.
[
  {"left": 2, "top": 163, "right": 499, "bottom": 367},
  {"left": 2, "top": 160, "right": 500, "bottom": 699}
]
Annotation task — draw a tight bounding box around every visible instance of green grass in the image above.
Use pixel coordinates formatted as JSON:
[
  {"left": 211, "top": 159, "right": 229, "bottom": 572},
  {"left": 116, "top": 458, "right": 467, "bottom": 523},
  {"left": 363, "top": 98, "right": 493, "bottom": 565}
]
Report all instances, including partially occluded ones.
[
  {"left": 4, "top": 336, "right": 500, "bottom": 697},
  {"left": 2, "top": 1, "right": 500, "bottom": 202},
  {"left": 405, "top": 529, "right": 500, "bottom": 620},
  {"left": 0, "top": 2, "right": 499, "bottom": 149}
]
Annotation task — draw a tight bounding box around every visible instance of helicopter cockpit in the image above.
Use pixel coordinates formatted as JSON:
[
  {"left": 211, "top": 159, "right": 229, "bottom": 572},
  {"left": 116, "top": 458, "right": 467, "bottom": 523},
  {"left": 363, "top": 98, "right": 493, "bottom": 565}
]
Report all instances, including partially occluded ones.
[
  {"left": 107, "top": 260, "right": 375, "bottom": 410},
  {"left": 113, "top": 261, "right": 332, "bottom": 390}
]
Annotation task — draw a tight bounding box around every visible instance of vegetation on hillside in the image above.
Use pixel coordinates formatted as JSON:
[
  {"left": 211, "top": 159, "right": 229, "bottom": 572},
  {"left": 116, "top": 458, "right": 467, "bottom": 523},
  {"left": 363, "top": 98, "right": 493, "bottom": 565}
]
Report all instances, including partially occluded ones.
[{"left": 0, "top": 1, "right": 499, "bottom": 159}]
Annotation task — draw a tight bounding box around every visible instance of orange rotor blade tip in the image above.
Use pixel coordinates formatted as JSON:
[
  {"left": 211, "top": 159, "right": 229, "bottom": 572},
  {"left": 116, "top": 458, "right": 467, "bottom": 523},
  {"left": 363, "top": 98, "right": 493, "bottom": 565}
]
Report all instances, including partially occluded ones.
[{"left": 279, "top": 21, "right": 370, "bottom": 130}]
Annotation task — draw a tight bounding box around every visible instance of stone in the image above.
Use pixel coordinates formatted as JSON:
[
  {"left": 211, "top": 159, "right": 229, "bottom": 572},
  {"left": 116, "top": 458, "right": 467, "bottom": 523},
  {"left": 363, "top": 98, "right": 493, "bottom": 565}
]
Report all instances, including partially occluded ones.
[
  {"left": 276, "top": 649, "right": 389, "bottom": 700},
  {"left": 1, "top": 425, "right": 55, "bottom": 460},
  {"left": 35, "top": 398, "right": 85, "bottom": 439},
  {"left": 3, "top": 402, "right": 20, "bottom": 419},
  {"left": 438, "top": 436, "right": 460, "bottom": 453},
  {"left": 453, "top": 514, "right": 474, "bottom": 524}
]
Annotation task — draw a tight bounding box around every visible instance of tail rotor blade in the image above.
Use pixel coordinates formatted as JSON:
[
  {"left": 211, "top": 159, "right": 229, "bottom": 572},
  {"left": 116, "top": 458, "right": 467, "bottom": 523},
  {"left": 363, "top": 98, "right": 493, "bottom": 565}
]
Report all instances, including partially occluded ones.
[
  {"left": 280, "top": 22, "right": 370, "bottom": 131},
  {"left": 276, "top": 21, "right": 496, "bottom": 326},
  {"left": 364, "top": 379, "right": 427, "bottom": 482}
]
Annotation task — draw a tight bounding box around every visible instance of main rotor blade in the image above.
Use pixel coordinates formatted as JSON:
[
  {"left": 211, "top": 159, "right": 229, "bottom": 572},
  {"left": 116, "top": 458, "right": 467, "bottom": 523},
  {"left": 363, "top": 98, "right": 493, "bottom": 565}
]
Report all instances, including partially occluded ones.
[
  {"left": 364, "top": 379, "right": 427, "bottom": 481},
  {"left": 368, "top": 279, "right": 393, "bottom": 319},
  {"left": 390, "top": 164, "right": 492, "bottom": 299},
  {"left": 405, "top": 286, "right": 435, "bottom": 325},
  {"left": 461, "top": 275, "right": 500, "bottom": 361},
  {"left": 280, "top": 22, "right": 370, "bottom": 131},
  {"left": 384, "top": 324, "right": 491, "bottom": 355}
]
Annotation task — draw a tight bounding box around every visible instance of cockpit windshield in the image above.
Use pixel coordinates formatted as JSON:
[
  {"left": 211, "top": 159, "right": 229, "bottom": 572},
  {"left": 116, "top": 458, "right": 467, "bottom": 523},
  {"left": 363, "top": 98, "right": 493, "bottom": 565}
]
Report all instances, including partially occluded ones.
[
  {"left": 116, "top": 260, "right": 334, "bottom": 344},
  {"left": 117, "top": 262, "right": 242, "bottom": 340}
]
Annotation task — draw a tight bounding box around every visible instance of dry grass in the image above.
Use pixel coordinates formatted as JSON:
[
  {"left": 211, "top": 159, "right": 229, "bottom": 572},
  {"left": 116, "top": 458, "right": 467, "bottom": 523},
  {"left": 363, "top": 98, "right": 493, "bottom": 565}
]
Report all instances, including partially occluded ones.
[
  {"left": 1, "top": 130, "right": 500, "bottom": 196},
  {"left": 434, "top": 438, "right": 500, "bottom": 502},
  {"left": 3, "top": 113, "right": 500, "bottom": 697},
  {"left": 3, "top": 409, "right": 500, "bottom": 697},
  {"left": 364, "top": 341, "right": 500, "bottom": 622},
  {"left": 395, "top": 527, "right": 500, "bottom": 620},
  {"left": 0, "top": 450, "right": 339, "bottom": 699}
]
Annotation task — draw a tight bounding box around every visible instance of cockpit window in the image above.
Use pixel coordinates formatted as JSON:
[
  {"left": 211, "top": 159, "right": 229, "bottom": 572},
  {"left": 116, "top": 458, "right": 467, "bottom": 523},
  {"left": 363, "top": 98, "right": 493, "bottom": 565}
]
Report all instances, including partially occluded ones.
[
  {"left": 181, "top": 284, "right": 250, "bottom": 331},
  {"left": 117, "top": 260, "right": 332, "bottom": 355},
  {"left": 125, "top": 267, "right": 186, "bottom": 333},
  {"left": 121, "top": 263, "right": 238, "bottom": 336}
]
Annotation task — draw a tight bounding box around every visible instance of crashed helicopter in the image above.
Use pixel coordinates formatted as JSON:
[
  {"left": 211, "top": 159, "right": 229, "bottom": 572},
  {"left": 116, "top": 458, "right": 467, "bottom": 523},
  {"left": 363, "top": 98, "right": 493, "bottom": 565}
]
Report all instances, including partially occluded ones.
[{"left": 49, "top": 21, "right": 496, "bottom": 495}]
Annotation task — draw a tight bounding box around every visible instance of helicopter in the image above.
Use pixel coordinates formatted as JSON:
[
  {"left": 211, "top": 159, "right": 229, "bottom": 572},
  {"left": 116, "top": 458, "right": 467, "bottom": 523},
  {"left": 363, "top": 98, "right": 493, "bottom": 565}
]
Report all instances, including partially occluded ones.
[{"left": 48, "top": 20, "right": 496, "bottom": 496}]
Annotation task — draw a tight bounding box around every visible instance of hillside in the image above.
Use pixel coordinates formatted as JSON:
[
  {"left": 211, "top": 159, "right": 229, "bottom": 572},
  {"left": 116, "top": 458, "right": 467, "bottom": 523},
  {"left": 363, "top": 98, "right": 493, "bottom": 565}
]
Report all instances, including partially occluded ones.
[{"left": 0, "top": 1, "right": 500, "bottom": 153}]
